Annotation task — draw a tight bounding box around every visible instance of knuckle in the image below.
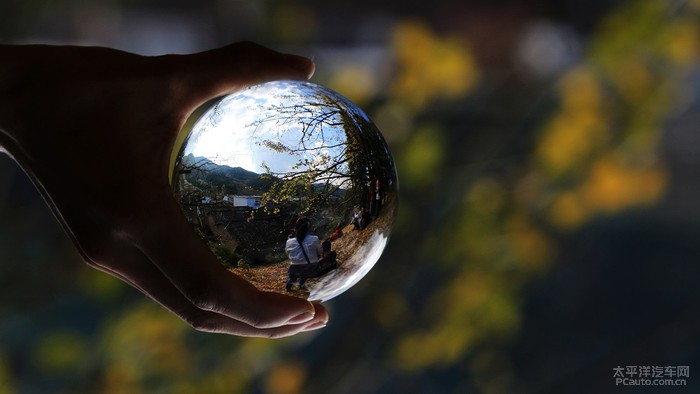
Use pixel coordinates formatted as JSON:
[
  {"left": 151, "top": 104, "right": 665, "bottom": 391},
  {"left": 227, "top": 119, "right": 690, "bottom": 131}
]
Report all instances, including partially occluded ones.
[
  {"left": 239, "top": 310, "right": 266, "bottom": 329},
  {"left": 186, "top": 287, "right": 219, "bottom": 312},
  {"left": 182, "top": 279, "right": 281, "bottom": 330},
  {"left": 183, "top": 312, "right": 218, "bottom": 333},
  {"left": 258, "top": 331, "right": 282, "bottom": 339},
  {"left": 241, "top": 292, "right": 274, "bottom": 328},
  {"left": 178, "top": 275, "right": 229, "bottom": 313},
  {"left": 263, "top": 329, "right": 291, "bottom": 339}
]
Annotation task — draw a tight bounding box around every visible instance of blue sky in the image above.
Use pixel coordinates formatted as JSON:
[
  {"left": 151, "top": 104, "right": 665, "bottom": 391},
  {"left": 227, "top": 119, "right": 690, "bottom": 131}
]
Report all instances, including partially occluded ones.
[{"left": 184, "top": 81, "right": 348, "bottom": 178}]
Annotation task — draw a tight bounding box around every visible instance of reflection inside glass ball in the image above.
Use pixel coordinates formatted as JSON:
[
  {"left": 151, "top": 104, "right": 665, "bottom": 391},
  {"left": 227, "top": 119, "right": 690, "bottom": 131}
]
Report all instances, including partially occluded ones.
[{"left": 171, "top": 80, "right": 398, "bottom": 302}]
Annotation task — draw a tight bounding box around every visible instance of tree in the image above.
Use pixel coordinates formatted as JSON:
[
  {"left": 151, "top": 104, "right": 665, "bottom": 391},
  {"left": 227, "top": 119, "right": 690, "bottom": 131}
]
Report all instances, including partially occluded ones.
[{"left": 246, "top": 91, "right": 396, "bottom": 226}]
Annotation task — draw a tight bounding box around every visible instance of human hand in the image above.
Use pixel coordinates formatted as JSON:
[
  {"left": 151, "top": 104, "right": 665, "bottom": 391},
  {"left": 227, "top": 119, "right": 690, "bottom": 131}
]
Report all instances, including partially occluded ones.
[{"left": 0, "top": 42, "right": 328, "bottom": 337}]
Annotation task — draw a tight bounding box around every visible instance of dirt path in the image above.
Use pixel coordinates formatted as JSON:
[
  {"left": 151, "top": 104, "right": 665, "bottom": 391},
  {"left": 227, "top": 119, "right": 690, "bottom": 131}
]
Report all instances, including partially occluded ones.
[{"left": 229, "top": 215, "right": 390, "bottom": 298}]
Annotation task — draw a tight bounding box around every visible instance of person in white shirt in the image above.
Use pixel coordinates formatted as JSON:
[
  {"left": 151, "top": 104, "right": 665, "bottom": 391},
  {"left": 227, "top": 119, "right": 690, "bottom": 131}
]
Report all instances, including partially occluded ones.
[{"left": 285, "top": 217, "right": 323, "bottom": 291}]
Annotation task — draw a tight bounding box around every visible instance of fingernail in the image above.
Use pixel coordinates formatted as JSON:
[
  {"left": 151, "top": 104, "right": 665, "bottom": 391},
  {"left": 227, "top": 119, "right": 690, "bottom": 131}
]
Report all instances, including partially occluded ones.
[
  {"left": 285, "top": 54, "right": 315, "bottom": 78},
  {"left": 286, "top": 311, "right": 315, "bottom": 325},
  {"left": 302, "top": 321, "right": 327, "bottom": 331}
]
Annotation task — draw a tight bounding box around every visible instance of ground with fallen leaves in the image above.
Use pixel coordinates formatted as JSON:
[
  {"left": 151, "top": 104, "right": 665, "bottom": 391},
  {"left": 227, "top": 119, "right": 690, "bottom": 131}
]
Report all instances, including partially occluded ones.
[{"left": 229, "top": 213, "right": 391, "bottom": 298}]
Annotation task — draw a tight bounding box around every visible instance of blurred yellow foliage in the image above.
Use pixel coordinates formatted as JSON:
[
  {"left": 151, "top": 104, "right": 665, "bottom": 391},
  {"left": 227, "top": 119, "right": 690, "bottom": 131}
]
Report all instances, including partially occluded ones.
[
  {"left": 536, "top": 110, "right": 608, "bottom": 175},
  {"left": 327, "top": 65, "right": 376, "bottom": 106},
  {"left": 32, "top": 331, "right": 89, "bottom": 375},
  {"left": 467, "top": 177, "right": 505, "bottom": 215},
  {"left": 373, "top": 291, "right": 410, "bottom": 330},
  {"left": 536, "top": 0, "right": 685, "bottom": 230},
  {"left": 372, "top": 102, "right": 414, "bottom": 143},
  {"left": 537, "top": 67, "right": 609, "bottom": 175},
  {"left": 414, "top": 0, "right": 688, "bottom": 378},
  {"left": 547, "top": 191, "right": 588, "bottom": 230},
  {"left": 391, "top": 21, "right": 479, "bottom": 109},
  {"left": 76, "top": 265, "right": 126, "bottom": 302},
  {"left": 592, "top": 0, "right": 665, "bottom": 71},
  {"left": 662, "top": 20, "right": 700, "bottom": 65},
  {"left": 189, "top": 368, "right": 249, "bottom": 394},
  {"left": 610, "top": 57, "right": 654, "bottom": 104},
  {"left": 100, "top": 301, "right": 191, "bottom": 391},
  {"left": 443, "top": 186, "right": 528, "bottom": 268},
  {"left": 547, "top": 156, "right": 667, "bottom": 229},
  {"left": 394, "top": 272, "right": 519, "bottom": 370},
  {"left": 441, "top": 178, "right": 511, "bottom": 265},
  {"left": 264, "top": 361, "right": 307, "bottom": 394},
  {"left": 469, "top": 350, "right": 515, "bottom": 394},
  {"left": 101, "top": 362, "right": 141, "bottom": 394},
  {"left": 581, "top": 155, "right": 666, "bottom": 213},
  {"left": 240, "top": 337, "right": 278, "bottom": 360},
  {"left": 622, "top": 124, "right": 662, "bottom": 157},
  {"left": 559, "top": 67, "right": 604, "bottom": 112},
  {"left": 394, "top": 327, "right": 476, "bottom": 371},
  {"left": 0, "top": 350, "right": 16, "bottom": 394},
  {"left": 270, "top": 4, "right": 318, "bottom": 44},
  {"left": 506, "top": 213, "right": 554, "bottom": 270},
  {"left": 398, "top": 124, "right": 445, "bottom": 187}
]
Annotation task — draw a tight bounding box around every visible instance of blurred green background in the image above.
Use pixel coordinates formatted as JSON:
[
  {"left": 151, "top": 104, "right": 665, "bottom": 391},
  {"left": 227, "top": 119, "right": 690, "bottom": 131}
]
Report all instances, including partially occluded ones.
[{"left": 2, "top": 0, "right": 700, "bottom": 393}]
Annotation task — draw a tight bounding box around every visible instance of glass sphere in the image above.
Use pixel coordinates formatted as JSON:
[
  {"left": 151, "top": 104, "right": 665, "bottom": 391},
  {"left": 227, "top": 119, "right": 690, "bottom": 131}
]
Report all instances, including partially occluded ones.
[{"left": 170, "top": 80, "right": 398, "bottom": 302}]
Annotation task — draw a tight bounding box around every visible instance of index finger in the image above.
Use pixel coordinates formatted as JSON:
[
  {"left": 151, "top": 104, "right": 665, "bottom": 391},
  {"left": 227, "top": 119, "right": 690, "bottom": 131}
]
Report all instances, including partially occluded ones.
[{"left": 161, "top": 42, "right": 315, "bottom": 118}]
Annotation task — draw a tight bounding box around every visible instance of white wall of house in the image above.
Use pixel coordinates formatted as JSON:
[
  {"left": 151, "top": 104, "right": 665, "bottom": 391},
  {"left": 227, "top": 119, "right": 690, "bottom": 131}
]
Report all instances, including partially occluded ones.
[{"left": 232, "top": 196, "right": 261, "bottom": 208}]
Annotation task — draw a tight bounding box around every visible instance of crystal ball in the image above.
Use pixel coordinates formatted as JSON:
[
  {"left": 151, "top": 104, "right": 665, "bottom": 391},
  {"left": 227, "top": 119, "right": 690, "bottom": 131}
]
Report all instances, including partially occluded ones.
[{"left": 170, "top": 80, "right": 398, "bottom": 302}]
